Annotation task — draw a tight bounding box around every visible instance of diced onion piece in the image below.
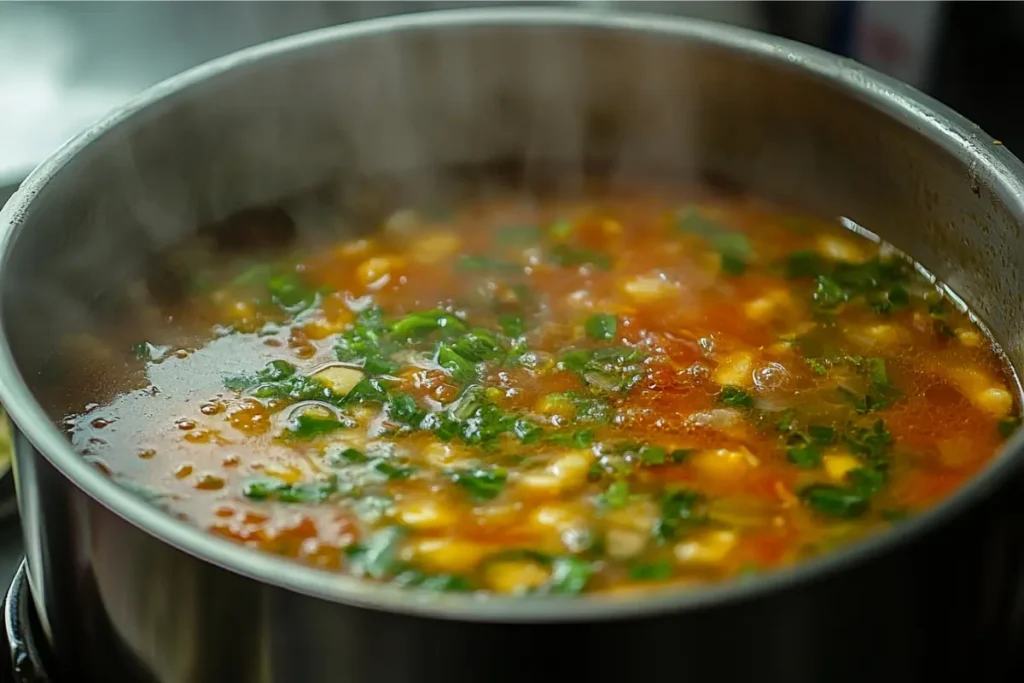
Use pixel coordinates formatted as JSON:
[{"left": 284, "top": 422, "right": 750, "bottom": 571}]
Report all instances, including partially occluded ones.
[
  {"left": 393, "top": 498, "right": 456, "bottom": 531},
  {"left": 673, "top": 530, "right": 738, "bottom": 565},
  {"left": 691, "top": 447, "right": 759, "bottom": 480},
  {"left": 403, "top": 537, "right": 487, "bottom": 574},
  {"left": 712, "top": 351, "right": 754, "bottom": 387},
  {"left": 816, "top": 233, "right": 869, "bottom": 264},
  {"left": 483, "top": 560, "right": 551, "bottom": 594},
  {"left": 517, "top": 451, "right": 594, "bottom": 495},
  {"left": 823, "top": 453, "right": 861, "bottom": 481},
  {"left": 311, "top": 366, "right": 364, "bottom": 396}
]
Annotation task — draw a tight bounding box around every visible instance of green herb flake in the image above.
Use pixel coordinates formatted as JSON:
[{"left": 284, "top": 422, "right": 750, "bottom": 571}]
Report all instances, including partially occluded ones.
[
  {"left": 639, "top": 445, "right": 667, "bottom": 465},
  {"left": 548, "top": 244, "right": 612, "bottom": 270},
  {"left": 495, "top": 224, "right": 543, "bottom": 246},
  {"left": 242, "top": 476, "right": 337, "bottom": 504},
  {"left": 805, "top": 358, "right": 828, "bottom": 376},
  {"left": 654, "top": 490, "right": 704, "bottom": 542},
  {"left": 498, "top": 315, "right": 525, "bottom": 338},
  {"left": 283, "top": 414, "right": 351, "bottom": 441},
  {"left": 548, "top": 556, "right": 594, "bottom": 595},
  {"left": 374, "top": 461, "right": 417, "bottom": 480},
  {"left": 457, "top": 255, "right": 523, "bottom": 273},
  {"left": 585, "top": 313, "right": 618, "bottom": 341},
  {"left": 390, "top": 309, "right": 467, "bottom": 340},
  {"left": 450, "top": 467, "right": 508, "bottom": 500},
  {"left": 717, "top": 385, "right": 755, "bottom": 410},
  {"left": 629, "top": 560, "right": 673, "bottom": 582},
  {"left": 800, "top": 484, "right": 869, "bottom": 519},
  {"left": 268, "top": 272, "right": 317, "bottom": 312},
  {"left": 601, "top": 480, "right": 630, "bottom": 508},
  {"left": 998, "top": 416, "right": 1022, "bottom": 438},
  {"left": 345, "top": 527, "right": 404, "bottom": 579},
  {"left": 786, "top": 443, "right": 822, "bottom": 469},
  {"left": 784, "top": 250, "right": 826, "bottom": 278}
]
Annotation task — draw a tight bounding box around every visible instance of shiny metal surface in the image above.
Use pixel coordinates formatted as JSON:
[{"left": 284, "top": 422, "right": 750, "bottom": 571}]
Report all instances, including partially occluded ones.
[{"left": 3, "top": 7, "right": 1024, "bottom": 682}]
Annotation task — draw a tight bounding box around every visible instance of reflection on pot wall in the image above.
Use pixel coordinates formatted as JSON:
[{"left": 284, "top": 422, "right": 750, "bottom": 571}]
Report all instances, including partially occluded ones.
[{"left": 0, "top": 1, "right": 765, "bottom": 190}]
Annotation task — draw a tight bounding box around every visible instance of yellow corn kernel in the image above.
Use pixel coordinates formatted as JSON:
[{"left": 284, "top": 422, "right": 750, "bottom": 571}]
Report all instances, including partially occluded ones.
[
  {"left": 947, "top": 367, "right": 1015, "bottom": 418},
  {"left": 816, "top": 233, "right": 868, "bottom": 264},
  {"left": 302, "top": 316, "right": 351, "bottom": 340},
  {"left": 530, "top": 503, "right": 585, "bottom": 533},
  {"left": 620, "top": 275, "right": 678, "bottom": 303},
  {"left": 605, "top": 528, "right": 648, "bottom": 559},
  {"left": 602, "top": 218, "right": 623, "bottom": 236},
  {"left": 483, "top": 561, "right": 551, "bottom": 594},
  {"left": 956, "top": 329, "right": 983, "bottom": 348},
  {"left": 517, "top": 451, "right": 594, "bottom": 495},
  {"left": 712, "top": 351, "right": 755, "bottom": 388},
  {"left": 410, "top": 232, "right": 462, "bottom": 264},
  {"left": 691, "top": 448, "right": 759, "bottom": 481},
  {"left": 403, "top": 538, "right": 487, "bottom": 574},
  {"left": 674, "top": 530, "right": 738, "bottom": 565},
  {"left": 393, "top": 498, "right": 456, "bottom": 531},
  {"left": 310, "top": 366, "right": 364, "bottom": 396},
  {"left": 357, "top": 255, "right": 404, "bottom": 287},
  {"left": 823, "top": 453, "right": 861, "bottom": 481},
  {"left": 263, "top": 463, "right": 304, "bottom": 485},
  {"left": 604, "top": 499, "right": 659, "bottom": 534},
  {"left": 335, "top": 238, "right": 377, "bottom": 259},
  {"left": 423, "top": 442, "right": 465, "bottom": 467},
  {"left": 535, "top": 394, "right": 574, "bottom": 418},
  {"left": 743, "top": 290, "right": 791, "bottom": 324}
]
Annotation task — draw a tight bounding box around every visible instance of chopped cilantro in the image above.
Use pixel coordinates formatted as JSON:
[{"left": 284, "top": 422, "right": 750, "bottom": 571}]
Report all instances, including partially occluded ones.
[
  {"left": 654, "top": 490, "right": 704, "bottom": 542},
  {"left": 268, "top": 272, "right": 317, "bottom": 312},
  {"left": 450, "top": 467, "right": 508, "bottom": 500},
  {"left": 547, "top": 556, "right": 594, "bottom": 594},
  {"left": 585, "top": 313, "right": 618, "bottom": 340},
  {"left": 629, "top": 560, "right": 673, "bottom": 582},
  {"left": 495, "top": 224, "right": 543, "bottom": 245},
  {"left": 345, "top": 527, "right": 404, "bottom": 579},
  {"left": 283, "top": 414, "right": 351, "bottom": 440},
  {"left": 601, "top": 480, "right": 630, "bottom": 508},
  {"left": 805, "top": 358, "right": 828, "bottom": 376},
  {"left": 393, "top": 570, "right": 473, "bottom": 592},
  {"left": 243, "top": 476, "right": 337, "bottom": 504},
  {"left": 390, "top": 309, "right": 467, "bottom": 339},
  {"left": 998, "top": 416, "right": 1021, "bottom": 438},
  {"left": 498, "top": 315, "right": 525, "bottom": 337},
  {"left": 374, "top": 461, "right": 417, "bottom": 480},
  {"left": 548, "top": 244, "right": 612, "bottom": 270},
  {"left": 717, "top": 385, "right": 755, "bottom": 409},
  {"left": 800, "top": 484, "right": 869, "bottom": 519},
  {"left": 560, "top": 346, "right": 646, "bottom": 393},
  {"left": 457, "top": 255, "right": 523, "bottom": 272}
]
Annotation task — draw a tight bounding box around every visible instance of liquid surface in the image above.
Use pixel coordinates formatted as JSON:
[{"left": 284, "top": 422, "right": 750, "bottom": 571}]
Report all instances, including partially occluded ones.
[{"left": 66, "top": 192, "right": 1020, "bottom": 596}]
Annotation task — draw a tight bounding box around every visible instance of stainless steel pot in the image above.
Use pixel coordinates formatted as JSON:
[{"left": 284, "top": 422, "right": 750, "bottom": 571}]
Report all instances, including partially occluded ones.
[{"left": 3, "top": 8, "right": 1024, "bottom": 682}]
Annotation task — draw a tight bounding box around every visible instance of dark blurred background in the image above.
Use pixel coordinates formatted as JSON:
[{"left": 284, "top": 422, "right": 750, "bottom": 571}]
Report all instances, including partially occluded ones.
[{"left": 0, "top": 1, "right": 1016, "bottom": 202}]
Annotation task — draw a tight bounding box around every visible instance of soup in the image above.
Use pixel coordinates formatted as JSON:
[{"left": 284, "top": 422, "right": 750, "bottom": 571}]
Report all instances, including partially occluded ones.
[{"left": 65, "top": 189, "right": 1020, "bottom": 596}]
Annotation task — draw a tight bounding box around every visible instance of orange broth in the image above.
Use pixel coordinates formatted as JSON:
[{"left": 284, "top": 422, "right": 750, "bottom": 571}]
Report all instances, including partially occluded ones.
[{"left": 65, "top": 191, "right": 1020, "bottom": 595}]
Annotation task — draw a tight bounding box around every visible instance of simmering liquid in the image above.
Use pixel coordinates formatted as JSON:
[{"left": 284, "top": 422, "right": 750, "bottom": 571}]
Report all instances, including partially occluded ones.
[{"left": 65, "top": 190, "right": 1019, "bottom": 595}]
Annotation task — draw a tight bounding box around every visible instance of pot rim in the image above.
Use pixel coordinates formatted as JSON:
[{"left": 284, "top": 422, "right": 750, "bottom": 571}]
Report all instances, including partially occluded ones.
[{"left": 2, "top": 6, "right": 1024, "bottom": 623}]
